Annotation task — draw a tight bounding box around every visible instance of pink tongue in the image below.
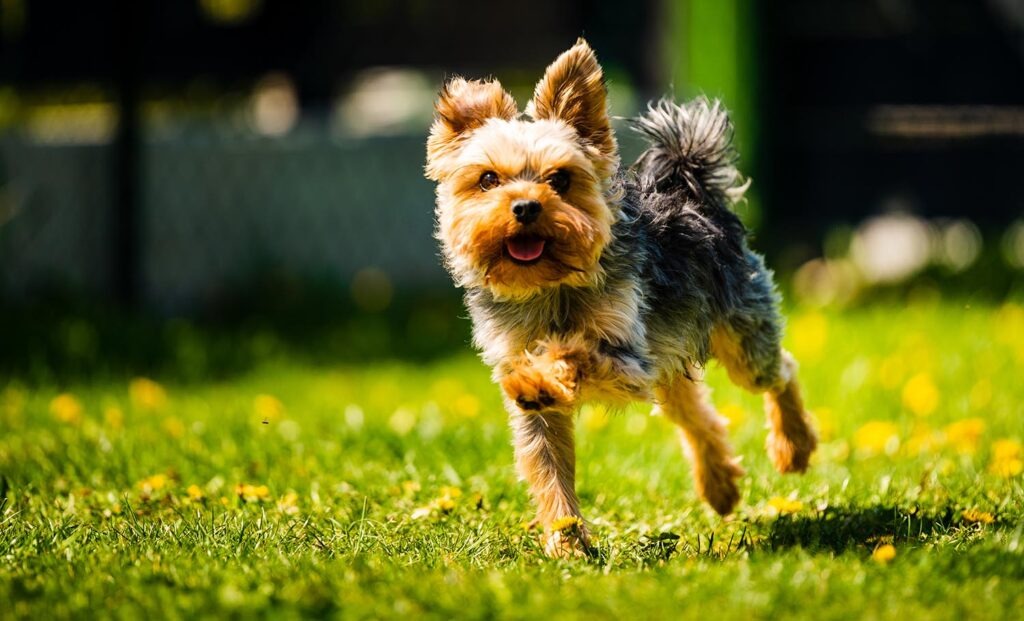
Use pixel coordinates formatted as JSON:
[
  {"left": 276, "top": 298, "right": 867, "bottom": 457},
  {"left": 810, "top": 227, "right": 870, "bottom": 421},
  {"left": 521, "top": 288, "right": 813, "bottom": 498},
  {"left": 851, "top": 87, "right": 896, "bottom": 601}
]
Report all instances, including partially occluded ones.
[{"left": 506, "top": 237, "right": 545, "bottom": 262}]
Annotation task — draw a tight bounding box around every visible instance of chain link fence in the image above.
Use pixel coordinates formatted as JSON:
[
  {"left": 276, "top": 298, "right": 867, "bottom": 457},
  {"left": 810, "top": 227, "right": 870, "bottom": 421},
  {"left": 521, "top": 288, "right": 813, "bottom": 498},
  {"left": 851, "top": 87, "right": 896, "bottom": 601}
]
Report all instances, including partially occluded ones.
[{"left": 0, "top": 124, "right": 449, "bottom": 311}]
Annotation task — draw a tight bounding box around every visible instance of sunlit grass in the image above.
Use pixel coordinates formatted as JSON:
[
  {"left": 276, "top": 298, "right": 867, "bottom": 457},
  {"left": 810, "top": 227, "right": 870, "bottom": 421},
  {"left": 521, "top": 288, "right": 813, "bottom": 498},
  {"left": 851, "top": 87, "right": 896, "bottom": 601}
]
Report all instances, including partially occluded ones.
[{"left": 1, "top": 301, "right": 1023, "bottom": 619}]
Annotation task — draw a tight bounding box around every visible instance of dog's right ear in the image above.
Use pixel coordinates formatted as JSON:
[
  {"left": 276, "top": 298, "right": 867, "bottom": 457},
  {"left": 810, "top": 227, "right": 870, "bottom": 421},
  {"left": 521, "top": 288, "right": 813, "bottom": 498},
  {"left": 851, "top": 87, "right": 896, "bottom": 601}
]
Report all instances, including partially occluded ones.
[{"left": 425, "top": 78, "right": 518, "bottom": 180}]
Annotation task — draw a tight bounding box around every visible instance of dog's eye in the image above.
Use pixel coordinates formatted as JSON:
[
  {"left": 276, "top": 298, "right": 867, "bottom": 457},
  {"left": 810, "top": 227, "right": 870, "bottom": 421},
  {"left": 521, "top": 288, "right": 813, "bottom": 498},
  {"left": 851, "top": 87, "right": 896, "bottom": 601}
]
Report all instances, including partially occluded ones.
[
  {"left": 547, "top": 170, "right": 570, "bottom": 194},
  {"left": 479, "top": 171, "right": 500, "bottom": 191}
]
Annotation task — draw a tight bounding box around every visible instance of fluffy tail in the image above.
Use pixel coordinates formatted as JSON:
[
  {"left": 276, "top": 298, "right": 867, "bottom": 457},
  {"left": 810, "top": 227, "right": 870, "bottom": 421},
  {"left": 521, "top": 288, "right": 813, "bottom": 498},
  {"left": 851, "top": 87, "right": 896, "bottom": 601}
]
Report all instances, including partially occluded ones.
[{"left": 630, "top": 97, "right": 750, "bottom": 208}]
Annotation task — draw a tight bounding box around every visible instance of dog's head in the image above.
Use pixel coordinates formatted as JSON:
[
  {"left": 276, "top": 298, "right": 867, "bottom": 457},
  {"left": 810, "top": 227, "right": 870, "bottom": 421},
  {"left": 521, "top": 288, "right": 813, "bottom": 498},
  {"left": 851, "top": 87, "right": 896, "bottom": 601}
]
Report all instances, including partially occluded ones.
[{"left": 425, "top": 39, "right": 619, "bottom": 301}]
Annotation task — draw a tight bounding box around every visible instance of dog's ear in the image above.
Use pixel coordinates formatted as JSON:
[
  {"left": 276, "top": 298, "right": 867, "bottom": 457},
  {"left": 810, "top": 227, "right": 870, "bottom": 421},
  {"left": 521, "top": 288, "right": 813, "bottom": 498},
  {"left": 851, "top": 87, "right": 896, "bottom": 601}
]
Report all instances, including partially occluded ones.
[
  {"left": 528, "top": 38, "right": 618, "bottom": 177},
  {"left": 425, "top": 78, "right": 518, "bottom": 180}
]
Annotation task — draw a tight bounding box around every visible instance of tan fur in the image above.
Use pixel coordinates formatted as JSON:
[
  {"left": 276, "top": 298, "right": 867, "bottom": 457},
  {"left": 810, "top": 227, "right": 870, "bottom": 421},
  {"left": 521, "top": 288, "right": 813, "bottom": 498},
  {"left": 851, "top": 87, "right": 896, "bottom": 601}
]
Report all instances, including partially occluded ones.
[
  {"left": 764, "top": 352, "right": 818, "bottom": 473},
  {"left": 425, "top": 78, "right": 518, "bottom": 180},
  {"left": 655, "top": 372, "right": 744, "bottom": 516},
  {"left": 711, "top": 326, "right": 817, "bottom": 473},
  {"left": 527, "top": 38, "right": 619, "bottom": 180},
  {"left": 509, "top": 411, "right": 590, "bottom": 557}
]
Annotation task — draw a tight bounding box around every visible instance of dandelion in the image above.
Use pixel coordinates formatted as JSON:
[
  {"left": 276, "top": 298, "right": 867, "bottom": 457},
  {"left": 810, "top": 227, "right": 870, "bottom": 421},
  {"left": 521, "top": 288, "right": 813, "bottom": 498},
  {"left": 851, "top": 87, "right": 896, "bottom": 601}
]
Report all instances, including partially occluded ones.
[
  {"left": 944, "top": 418, "right": 985, "bottom": 455},
  {"left": 138, "top": 473, "right": 169, "bottom": 495},
  {"left": 235, "top": 483, "right": 271, "bottom": 503},
  {"left": 438, "top": 486, "right": 461, "bottom": 499},
  {"left": 130, "top": 377, "right": 167, "bottom": 410},
  {"left": 277, "top": 492, "right": 300, "bottom": 515},
  {"left": 961, "top": 508, "right": 995, "bottom": 524},
  {"left": 162, "top": 417, "right": 185, "bottom": 438},
  {"left": 50, "top": 393, "right": 83, "bottom": 425},
  {"left": 767, "top": 496, "right": 803, "bottom": 515},
  {"left": 872, "top": 544, "right": 897, "bottom": 564},
  {"left": 901, "top": 372, "right": 939, "bottom": 417},
  {"left": 453, "top": 393, "right": 480, "bottom": 419},
  {"left": 549, "top": 516, "right": 583, "bottom": 532},
  {"left": 853, "top": 421, "right": 900, "bottom": 456},
  {"left": 104, "top": 406, "right": 124, "bottom": 430},
  {"left": 988, "top": 439, "right": 1023, "bottom": 478},
  {"left": 582, "top": 404, "right": 610, "bottom": 431},
  {"left": 789, "top": 312, "right": 828, "bottom": 361},
  {"left": 186, "top": 484, "right": 205, "bottom": 501},
  {"left": 253, "top": 394, "right": 284, "bottom": 422},
  {"left": 905, "top": 425, "right": 944, "bottom": 456},
  {"left": 411, "top": 486, "right": 461, "bottom": 519},
  {"left": 877, "top": 354, "right": 906, "bottom": 390},
  {"left": 718, "top": 403, "right": 747, "bottom": 427},
  {"left": 388, "top": 407, "right": 417, "bottom": 435}
]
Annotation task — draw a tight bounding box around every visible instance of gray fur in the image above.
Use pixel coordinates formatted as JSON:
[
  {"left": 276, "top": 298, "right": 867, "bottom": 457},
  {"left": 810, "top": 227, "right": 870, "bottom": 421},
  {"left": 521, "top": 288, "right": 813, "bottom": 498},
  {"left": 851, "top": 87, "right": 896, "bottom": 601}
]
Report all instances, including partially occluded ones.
[{"left": 463, "top": 97, "right": 785, "bottom": 390}]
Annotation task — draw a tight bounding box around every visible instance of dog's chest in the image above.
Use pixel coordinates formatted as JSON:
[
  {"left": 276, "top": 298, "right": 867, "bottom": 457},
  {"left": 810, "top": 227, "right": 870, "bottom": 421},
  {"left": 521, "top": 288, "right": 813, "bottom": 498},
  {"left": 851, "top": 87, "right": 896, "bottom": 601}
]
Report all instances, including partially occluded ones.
[{"left": 475, "top": 280, "right": 647, "bottom": 358}]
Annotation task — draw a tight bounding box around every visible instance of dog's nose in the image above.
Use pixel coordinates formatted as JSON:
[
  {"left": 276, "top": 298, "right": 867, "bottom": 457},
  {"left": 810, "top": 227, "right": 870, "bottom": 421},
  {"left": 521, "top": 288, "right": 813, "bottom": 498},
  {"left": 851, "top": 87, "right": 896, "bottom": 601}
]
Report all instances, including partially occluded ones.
[{"left": 511, "top": 199, "right": 542, "bottom": 225}]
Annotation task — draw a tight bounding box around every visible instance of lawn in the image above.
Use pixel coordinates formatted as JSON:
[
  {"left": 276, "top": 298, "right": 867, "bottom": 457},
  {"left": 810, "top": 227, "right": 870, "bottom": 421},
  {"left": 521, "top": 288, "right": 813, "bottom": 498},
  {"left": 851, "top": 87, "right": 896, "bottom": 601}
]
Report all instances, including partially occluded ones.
[{"left": 1, "top": 300, "right": 1023, "bottom": 619}]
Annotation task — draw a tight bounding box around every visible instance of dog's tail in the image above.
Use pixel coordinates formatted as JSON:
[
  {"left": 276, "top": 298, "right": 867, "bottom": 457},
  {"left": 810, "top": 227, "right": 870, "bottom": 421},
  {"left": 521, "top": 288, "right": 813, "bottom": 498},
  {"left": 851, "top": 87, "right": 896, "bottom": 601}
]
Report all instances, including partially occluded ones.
[{"left": 629, "top": 97, "right": 750, "bottom": 209}]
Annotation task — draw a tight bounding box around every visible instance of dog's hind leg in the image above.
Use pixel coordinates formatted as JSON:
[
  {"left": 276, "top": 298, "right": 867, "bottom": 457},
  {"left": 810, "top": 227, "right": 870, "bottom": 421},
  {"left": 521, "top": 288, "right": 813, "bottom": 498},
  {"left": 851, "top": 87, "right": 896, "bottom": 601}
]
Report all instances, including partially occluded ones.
[
  {"left": 655, "top": 371, "right": 744, "bottom": 515},
  {"left": 711, "top": 322, "right": 817, "bottom": 473}
]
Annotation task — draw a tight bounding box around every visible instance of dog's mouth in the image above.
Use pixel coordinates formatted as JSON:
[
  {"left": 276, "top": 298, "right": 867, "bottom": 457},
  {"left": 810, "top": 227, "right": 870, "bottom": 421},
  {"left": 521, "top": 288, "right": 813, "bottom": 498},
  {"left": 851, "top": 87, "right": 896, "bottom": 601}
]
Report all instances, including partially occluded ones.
[{"left": 505, "top": 235, "right": 547, "bottom": 264}]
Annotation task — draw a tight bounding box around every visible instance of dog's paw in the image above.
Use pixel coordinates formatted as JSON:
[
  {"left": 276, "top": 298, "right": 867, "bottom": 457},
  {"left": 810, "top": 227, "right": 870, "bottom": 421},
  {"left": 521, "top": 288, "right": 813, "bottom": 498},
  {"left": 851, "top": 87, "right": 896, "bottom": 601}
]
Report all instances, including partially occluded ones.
[
  {"left": 767, "top": 423, "right": 818, "bottom": 474},
  {"left": 501, "top": 352, "right": 578, "bottom": 413},
  {"left": 696, "top": 456, "right": 745, "bottom": 516}
]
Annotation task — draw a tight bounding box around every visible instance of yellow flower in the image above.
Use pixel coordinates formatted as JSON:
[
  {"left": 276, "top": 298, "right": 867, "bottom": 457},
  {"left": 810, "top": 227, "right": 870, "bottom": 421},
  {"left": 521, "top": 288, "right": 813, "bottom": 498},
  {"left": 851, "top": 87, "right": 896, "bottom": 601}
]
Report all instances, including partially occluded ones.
[
  {"left": 277, "top": 492, "right": 299, "bottom": 515},
  {"left": 411, "top": 486, "right": 461, "bottom": 519},
  {"left": 130, "top": 377, "right": 167, "bottom": 410},
  {"left": 901, "top": 372, "right": 939, "bottom": 416},
  {"left": 719, "top": 403, "right": 747, "bottom": 427},
  {"left": 438, "top": 486, "right": 462, "bottom": 499},
  {"left": 992, "top": 438, "right": 1022, "bottom": 461},
  {"left": 988, "top": 439, "right": 1023, "bottom": 478},
  {"left": 582, "top": 404, "right": 610, "bottom": 431},
  {"left": 877, "top": 355, "right": 905, "bottom": 390},
  {"left": 789, "top": 312, "right": 828, "bottom": 361},
  {"left": 453, "top": 393, "right": 480, "bottom": 419},
  {"left": 905, "top": 425, "right": 944, "bottom": 456},
  {"left": 253, "top": 394, "right": 284, "bottom": 422},
  {"left": 853, "top": 421, "right": 900, "bottom": 456},
  {"left": 434, "top": 497, "right": 456, "bottom": 512},
  {"left": 961, "top": 508, "right": 995, "bottom": 524},
  {"left": 549, "top": 516, "right": 583, "bottom": 532},
  {"left": 872, "top": 544, "right": 896, "bottom": 564},
  {"left": 162, "top": 417, "right": 185, "bottom": 438},
  {"left": 236, "top": 483, "right": 271, "bottom": 503},
  {"left": 186, "top": 484, "right": 205, "bottom": 501},
  {"left": 767, "top": 496, "right": 803, "bottom": 515},
  {"left": 944, "top": 418, "right": 985, "bottom": 455},
  {"left": 137, "top": 473, "right": 168, "bottom": 494},
  {"left": 50, "top": 393, "right": 83, "bottom": 425},
  {"left": 104, "top": 406, "right": 124, "bottom": 430}
]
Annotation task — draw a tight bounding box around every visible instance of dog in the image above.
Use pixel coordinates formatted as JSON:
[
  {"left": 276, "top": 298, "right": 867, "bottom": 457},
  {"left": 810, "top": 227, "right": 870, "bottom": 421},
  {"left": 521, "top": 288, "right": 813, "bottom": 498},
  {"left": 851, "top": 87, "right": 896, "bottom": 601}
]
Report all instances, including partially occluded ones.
[{"left": 425, "top": 39, "right": 817, "bottom": 556}]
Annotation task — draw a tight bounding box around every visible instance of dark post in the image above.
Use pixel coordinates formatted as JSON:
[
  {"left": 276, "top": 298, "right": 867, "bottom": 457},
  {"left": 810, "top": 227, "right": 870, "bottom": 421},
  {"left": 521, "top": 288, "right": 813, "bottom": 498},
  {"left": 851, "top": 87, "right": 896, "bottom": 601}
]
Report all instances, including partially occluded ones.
[{"left": 112, "top": 0, "right": 140, "bottom": 306}]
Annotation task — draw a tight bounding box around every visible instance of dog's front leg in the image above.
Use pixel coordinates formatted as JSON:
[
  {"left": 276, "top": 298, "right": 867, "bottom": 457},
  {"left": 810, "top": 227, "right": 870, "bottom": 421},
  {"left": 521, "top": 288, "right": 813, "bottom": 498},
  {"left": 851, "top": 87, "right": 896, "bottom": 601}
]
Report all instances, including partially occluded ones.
[{"left": 509, "top": 407, "right": 590, "bottom": 557}]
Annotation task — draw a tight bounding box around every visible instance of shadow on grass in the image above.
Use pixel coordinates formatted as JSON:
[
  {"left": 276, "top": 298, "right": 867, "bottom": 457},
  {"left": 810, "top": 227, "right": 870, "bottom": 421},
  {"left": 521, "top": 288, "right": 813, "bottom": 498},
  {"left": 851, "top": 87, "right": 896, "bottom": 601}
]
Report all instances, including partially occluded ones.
[
  {"left": 606, "top": 504, "right": 1007, "bottom": 566},
  {"left": 760, "top": 504, "right": 971, "bottom": 553}
]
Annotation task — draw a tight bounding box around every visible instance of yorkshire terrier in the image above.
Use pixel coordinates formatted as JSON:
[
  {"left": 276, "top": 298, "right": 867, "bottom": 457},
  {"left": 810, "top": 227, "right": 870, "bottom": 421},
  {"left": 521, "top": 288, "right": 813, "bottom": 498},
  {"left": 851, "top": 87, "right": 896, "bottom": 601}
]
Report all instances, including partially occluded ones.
[{"left": 425, "top": 39, "right": 817, "bottom": 556}]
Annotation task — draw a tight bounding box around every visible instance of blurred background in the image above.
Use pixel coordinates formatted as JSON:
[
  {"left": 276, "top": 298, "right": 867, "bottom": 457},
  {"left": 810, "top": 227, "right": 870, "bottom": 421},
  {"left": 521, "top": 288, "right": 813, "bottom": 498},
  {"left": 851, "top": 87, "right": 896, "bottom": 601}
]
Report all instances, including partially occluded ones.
[{"left": 0, "top": 0, "right": 1022, "bottom": 379}]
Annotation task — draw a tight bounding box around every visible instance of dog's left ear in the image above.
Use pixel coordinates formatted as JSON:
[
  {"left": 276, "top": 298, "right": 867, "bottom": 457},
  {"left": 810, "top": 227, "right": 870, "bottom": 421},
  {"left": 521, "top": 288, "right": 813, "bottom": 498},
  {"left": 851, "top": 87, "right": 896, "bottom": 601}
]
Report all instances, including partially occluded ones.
[{"left": 528, "top": 38, "right": 618, "bottom": 177}]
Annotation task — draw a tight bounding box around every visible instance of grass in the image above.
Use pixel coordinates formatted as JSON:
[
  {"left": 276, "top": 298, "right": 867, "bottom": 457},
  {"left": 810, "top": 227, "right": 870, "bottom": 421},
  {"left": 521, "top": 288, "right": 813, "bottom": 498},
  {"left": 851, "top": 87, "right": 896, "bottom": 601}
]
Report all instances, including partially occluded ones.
[{"left": 1, "top": 299, "right": 1023, "bottom": 619}]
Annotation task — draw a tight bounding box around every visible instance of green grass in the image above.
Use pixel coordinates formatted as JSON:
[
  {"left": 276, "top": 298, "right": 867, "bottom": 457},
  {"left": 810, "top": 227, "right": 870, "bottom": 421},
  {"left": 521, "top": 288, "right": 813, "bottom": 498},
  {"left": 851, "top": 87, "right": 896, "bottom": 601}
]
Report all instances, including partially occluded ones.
[{"left": 2, "top": 300, "right": 1023, "bottom": 619}]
